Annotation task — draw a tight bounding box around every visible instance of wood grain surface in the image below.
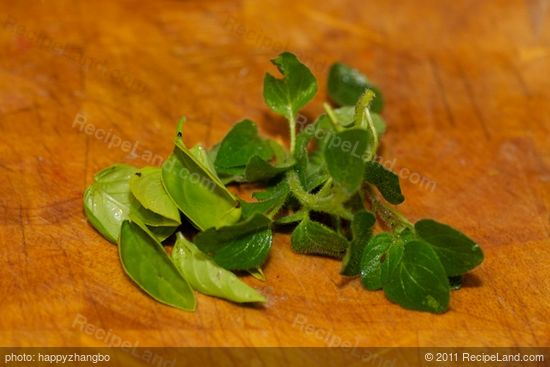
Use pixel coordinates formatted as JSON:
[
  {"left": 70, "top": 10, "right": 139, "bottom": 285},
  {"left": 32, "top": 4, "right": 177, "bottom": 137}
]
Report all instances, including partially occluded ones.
[{"left": 0, "top": 0, "right": 549, "bottom": 348}]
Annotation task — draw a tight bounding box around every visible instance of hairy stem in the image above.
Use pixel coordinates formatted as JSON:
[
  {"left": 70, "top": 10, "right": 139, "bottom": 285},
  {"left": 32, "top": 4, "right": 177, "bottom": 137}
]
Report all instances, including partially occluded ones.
[
  {"left": 365, "top": 186, "right": 412, "bottom": 232},
  {"left": 289, "top": 115, "right": 296, "bottom": 154}
]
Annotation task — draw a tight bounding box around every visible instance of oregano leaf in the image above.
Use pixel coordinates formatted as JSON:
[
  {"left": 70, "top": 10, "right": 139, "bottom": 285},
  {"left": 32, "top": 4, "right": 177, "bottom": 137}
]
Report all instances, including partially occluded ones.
[
  {"left": 328, "top": 62, "right": 383, "bottom": 113},
  {"left": 415, "top": 219, "right": 484, "bottom": 276},
  {"left": 341, "top": 211, "right": 376, "bottom": 276},
  {"left": 381, "top": 239, "right": 450, "bottom": 313},
  {"left": 291, "top": 218, "right": 348, "bottom": 258},
  {"left": 364, "top": 161, "right": 404, "bottom": 205},
  {"left": 325, "top": 129, "right": 370, "bottom": 194},
  {"left": 263, "top": 52, "right": 318, "bottom": 122}
]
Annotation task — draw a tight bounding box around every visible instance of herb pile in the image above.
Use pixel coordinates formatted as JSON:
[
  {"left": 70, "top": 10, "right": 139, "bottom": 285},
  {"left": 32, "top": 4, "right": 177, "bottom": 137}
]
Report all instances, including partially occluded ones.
[{"left": 83, "top": 52, "right": 484, "bottom": 313}]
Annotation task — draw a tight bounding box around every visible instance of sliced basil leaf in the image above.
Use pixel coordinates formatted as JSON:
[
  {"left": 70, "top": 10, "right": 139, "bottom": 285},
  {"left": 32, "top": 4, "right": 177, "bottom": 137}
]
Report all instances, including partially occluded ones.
[
  {"left": 328, "top": 62, "right": 383, "bottom": 113},
  {"left": 415, "top": 219, "right": 484, "bottom": 276},
  {"left": 381, "top": 239, "right": 450, "bottom": 313},
  {"left": 364, "top": 161, "right": 404, "bottom": 205},
  {"left": 119, "top": 220, "right": 195, "bottom": 311},
  {"left": 172, "top": 233, "right": 266, "bottom": 303},
  {"left": 162, "top": 138, "right": 241, "bottom": 231},
  {"left": 83, "top": 164, "right": 138, "bottom": 243},
  {"left": 194, "top": 214, "right": 272, "bottom": 271},
  {"left": 148, "top": 225, "right": 178, "bottom": 242},
  {"left": 341, "top": 211, "right": 376, "bottom": 276},
  {"left": 263, "top": 52, "right": 318, "bottom": 122},
  {"left": 129, "top": 167, "right": 180, "bottom": 225},
  {"left": 291, "top": 218, "right": 348, "bottom": 258},
  {"left": 129, "top": 199, "right": 180, "bottom": 227},
  {"left": 190, "top": 144, "right": 219, "bottom": 177},
  {"left": 324, "top": 129, "right": 370, "bottom": 194}
]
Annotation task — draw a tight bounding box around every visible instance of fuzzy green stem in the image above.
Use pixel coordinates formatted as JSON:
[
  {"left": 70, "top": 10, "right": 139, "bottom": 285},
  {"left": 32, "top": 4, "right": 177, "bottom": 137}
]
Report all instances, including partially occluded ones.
[
  {"left": 289, "top": 115, "right": 296, "bottom": 154},
  {"left": 323, "top": 103, "right": 342, "bottom": 132},
  {"left": 366, "top": 186, "right": 412, "bottom": 232}
]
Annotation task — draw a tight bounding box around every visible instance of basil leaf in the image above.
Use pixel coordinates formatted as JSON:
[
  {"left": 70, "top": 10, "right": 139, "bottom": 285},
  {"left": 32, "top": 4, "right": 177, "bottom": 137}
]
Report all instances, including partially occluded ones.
[
  {"left": 415, "top": 219, "right": 484, "bottom": 276},
  {"left": 148, "top": 225, "right": 178, "bottom": 242},
  {"left": 327, "top": 63, "right": 383, "bottom": 113},
  {"left": 360, "top": 233, "right": 395, "bottom": 290},
  {"left": 129, "top": 167, "right": 180, "bottom": 226},
  {"left": 241, "top": 179, "right": 289, "bottom": 219},
  {"left": 324, "top": 129, "right": 370, "bottom": 194},
  {"left": 194, "top": 214, "right": 272, "bottom": 271},
  {"left": 381, "top": 239, "right": 450, "bottom": 313},
  {"left": 119, "top": 220, "right": 196, "bottom": 311},
  {"left": 291, "top": 218, "right": 348, "bottom": 258},
  {"left": 214, "top": 119, "right": 273, "bottom": 171},
  {"left": 263, "top": 52, "right": 318, "bottom": 122},
  {"left": 190, "top": 144, "right": 219, "bottom": 177},
  {"left": 341, "top": 211, "right": 376, "bottom": 276},
  {"left": 128, "top": 200, "right": 180, "bottom": 227},
  {"left": 364, "top": 161, "right": 404, "bottom": 205},
  {"left": 83, "top": 164, "right": 138, "bottom": 243},
  {"left": 162, "top": 138, "right": 241, "bottom": 231},
  {"left": 172, "top": 233, "right": 266, "bottom": 303}
]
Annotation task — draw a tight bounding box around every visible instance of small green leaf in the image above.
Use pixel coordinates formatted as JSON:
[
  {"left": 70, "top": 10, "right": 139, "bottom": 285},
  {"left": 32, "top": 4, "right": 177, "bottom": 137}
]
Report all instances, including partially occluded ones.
[
  {"left": 244, "top": 155, "right": 294, "bottom": 182},
  {"left": 172, "top": 233, "right": 266, "bottom": 303},
  {"left": 415, "top": 219, "right": 484, "bottom": 276},
  {"left": 119, "top": 220, "right": 196, "bottom": 311},
  {"left": 364, "top": 161, "right": 404, "bottom": 205},
  {"left": 341, "top": 211, "right": 376, "bottom": 276},
  {"left": 332, "top": 106, "right": 355, "bottom": 127},
  {"left": 214, "top": 119, "right": 273, "bottom": 171},
  {"left": 129, "top": 167, "right": 180, "bottom": 225},
  {"left": 190, "top": 144, "right": 218, "bottom": 177},
  {"left": 291, "top": 218, "right": 348, "bottom": 258},
  {"left": 360, "top": 233, "right": 395, "bottom": 290},
  {"left": 83, "top": 164, "right": 138, "bottom": 243},
  {"left": 241, "top": 179, "right": 289, "bottom": 219},
  {"left": 275, "top": 210, "right": 308, "bottom": 225},
  {"left": 325, "top": 129, "right": 370, "bottom": 194},
  {"left": 263, "top": 52, "right": 318, "bottom": 122},
  {"left": 129, "top": 200, "right": 180, "bottom": 227},
  {"left": 381, "top": 239, "right": 450, "bottom": 313},
  {"left": 294, "top": 114, "right": 336, "bottom": 191},
  {"left": 194, "top": 214, "right": 272, "bottom": 271},
  {"left": 328, "top": 63, "right": 383, "bottom": 112},
  {"left": 162, "top": 138, "right": 241, "bottom": 231},
  {"left": 371, "top": 112, "right": 386, "bottom": 138},
  {"left": 148, "top": 225, "right": 178, "bottom": 242}
]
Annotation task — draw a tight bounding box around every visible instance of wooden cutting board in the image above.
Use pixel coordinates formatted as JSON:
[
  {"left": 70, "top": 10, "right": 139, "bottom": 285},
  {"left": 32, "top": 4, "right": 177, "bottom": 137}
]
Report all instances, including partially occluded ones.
[{"left": 0, "top": 0, "right": 549, "bottom": 349}]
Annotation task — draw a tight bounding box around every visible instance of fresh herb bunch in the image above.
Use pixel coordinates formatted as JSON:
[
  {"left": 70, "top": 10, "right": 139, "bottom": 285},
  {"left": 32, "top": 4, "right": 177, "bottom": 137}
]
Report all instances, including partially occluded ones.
[{"left": 83, "top": 52, "right": 484, "bottom": 313}]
